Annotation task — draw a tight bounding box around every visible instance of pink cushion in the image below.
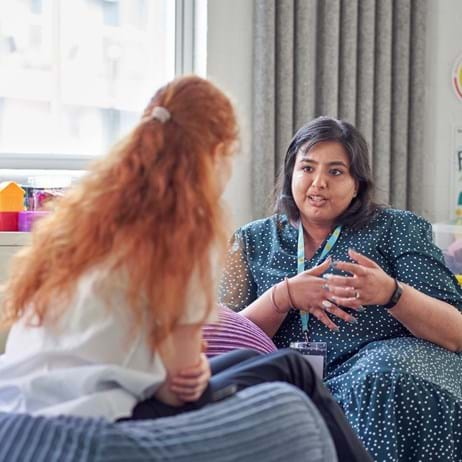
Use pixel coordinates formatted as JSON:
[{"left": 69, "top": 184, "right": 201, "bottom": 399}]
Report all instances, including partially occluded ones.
[{"left": 203, "top": 305, "right": 277, "bottom": 357}]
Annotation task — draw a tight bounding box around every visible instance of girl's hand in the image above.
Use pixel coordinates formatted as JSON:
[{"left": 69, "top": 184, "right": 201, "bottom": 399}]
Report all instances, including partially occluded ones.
[
  {"left": 286, "top": 258, "right": 359, "bottom": 331},
  {"left": 170, "top": 353, "right": 211, "bottom": 402},
  {"left": 323, "top": 249, "right": 395, "bottom": 308}
]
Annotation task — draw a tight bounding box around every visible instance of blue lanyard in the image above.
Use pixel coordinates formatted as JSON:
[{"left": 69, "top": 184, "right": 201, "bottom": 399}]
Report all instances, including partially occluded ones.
[{"left": 297, "top": 222, "right": 342, "bottom": 334}]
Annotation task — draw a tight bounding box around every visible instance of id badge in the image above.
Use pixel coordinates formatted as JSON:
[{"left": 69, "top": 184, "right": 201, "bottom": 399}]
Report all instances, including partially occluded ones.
[{"left": 290, "top": 341, "right": 327, "bottom": 379}]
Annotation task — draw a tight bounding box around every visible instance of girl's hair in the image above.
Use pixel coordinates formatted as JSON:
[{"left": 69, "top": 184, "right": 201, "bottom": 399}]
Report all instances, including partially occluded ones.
[
  {"left": 1, "top": 75, "right": 238, "bottom": 351},
  {"left": 274, "top": 116, "right": 381, "bottom": 229}
]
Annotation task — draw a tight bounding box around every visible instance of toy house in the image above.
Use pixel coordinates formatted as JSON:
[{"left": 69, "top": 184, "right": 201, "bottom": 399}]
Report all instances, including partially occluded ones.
[{"left": 0, "top": 181, "right": 25, "bottom": 212}]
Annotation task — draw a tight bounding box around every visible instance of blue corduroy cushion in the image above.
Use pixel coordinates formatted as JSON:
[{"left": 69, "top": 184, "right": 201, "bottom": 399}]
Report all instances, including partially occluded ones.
[{"left": 0, "top": 383, "right": 337, "bottom": 462}]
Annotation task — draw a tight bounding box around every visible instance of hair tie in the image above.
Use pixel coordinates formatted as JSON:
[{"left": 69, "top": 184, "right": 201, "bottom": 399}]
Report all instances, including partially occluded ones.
[{"left": 150, "top": 106, "right": 171, "bottom": 123}]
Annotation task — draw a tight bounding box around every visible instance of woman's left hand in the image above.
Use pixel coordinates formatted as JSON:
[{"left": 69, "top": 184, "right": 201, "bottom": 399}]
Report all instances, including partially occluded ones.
[
  {"left": 324, "top": 249, "right": 396, "bottom": 308},
  {"left": 170, "top": 353, "right": 211, "bottom": 402}
]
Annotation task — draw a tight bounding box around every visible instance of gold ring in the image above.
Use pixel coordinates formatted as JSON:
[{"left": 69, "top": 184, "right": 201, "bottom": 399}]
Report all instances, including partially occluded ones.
[
  {"left": 322, "top": 300, "right": 332, "bottom": 309},
  {"left": 355, "top": 290, "right": 360, "bottom": 299}
]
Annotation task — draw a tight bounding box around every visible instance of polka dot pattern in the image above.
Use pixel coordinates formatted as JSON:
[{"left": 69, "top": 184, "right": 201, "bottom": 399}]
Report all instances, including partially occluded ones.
[{"left": 219, "top": 209, "right": 462, "bottom": 461}]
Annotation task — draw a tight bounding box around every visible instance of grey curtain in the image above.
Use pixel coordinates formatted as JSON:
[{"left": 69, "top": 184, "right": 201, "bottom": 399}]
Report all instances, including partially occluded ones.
[{"left": 252, "top": 0, "right": 427, "bottom": 219}]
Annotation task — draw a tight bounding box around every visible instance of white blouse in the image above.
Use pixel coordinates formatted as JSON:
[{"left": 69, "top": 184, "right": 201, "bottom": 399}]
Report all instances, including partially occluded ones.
[{"left": 0, "top": 267, "right": 215, "bottom": 421}]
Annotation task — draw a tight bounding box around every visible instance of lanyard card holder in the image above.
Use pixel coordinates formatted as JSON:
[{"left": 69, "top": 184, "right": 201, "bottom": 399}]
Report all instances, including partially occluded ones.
[
  {"left": 290, "top": 341, "right": 327, "bottom": 379},
  {"left": 294, "top": 223, "right": 339, "bottom": 379}
]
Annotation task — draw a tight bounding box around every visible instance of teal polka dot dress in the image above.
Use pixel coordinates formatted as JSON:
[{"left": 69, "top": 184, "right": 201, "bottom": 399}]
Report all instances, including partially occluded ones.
[{"left": 219, "top": 208, "right": 462, "bottom": 462}]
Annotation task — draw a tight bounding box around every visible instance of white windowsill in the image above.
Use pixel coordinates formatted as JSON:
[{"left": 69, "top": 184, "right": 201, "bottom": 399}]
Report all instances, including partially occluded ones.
[{"left": 0, "top": 232, "right": 31, "bottom": 246}]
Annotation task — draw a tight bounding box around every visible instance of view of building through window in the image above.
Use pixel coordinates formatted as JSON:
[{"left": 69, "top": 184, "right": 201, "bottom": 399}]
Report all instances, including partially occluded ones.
[{"left": 0, "top": 0, "right": 175, "bottom": 161}]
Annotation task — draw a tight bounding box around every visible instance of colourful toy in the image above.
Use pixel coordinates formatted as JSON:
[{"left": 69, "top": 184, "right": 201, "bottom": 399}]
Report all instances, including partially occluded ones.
[
  {"left": 0, "top": 212, "right": 19, "bottom": 231},
  {"left": 455, "top": 192, "right": 462, "bottom": 226},
  {"left": 18, "top": 211, "right": 50, "bottom": 232},
  {"left": 0, "top": 181, "right": 25, "bottom": 212},
  {"left": 30, "top": 189, "right": 63, "bottom": 211}
]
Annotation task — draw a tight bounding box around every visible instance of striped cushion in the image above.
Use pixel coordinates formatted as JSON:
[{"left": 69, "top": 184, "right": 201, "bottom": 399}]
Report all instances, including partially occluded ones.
[
  {"left": 203, "top": 306, "right": 277, "bottom": 357},
  {"left": 0, "top": 383, "right": 336, "bottom": 462}
]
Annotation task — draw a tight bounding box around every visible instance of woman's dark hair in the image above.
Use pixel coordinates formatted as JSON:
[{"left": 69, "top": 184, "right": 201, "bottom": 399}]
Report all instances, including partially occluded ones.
[{"left": 274, "top": 116, "right": 381, "bottom": 229}]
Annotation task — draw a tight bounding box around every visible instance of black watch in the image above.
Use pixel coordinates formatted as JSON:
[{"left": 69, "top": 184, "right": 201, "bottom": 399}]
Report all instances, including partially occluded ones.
[{"left": 383, "top": 279, "right": 403, "bottom": 309}]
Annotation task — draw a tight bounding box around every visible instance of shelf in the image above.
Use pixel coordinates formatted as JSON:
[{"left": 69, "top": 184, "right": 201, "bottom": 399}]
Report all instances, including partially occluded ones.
[{"left": 0, "top": 232, "right": 31, "bottom": 246}]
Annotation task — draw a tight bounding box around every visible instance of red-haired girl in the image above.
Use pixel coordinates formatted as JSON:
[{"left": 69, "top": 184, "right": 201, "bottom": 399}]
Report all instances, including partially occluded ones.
[{"left": 0, "top": 76, "right": 369, "bottom": 461}]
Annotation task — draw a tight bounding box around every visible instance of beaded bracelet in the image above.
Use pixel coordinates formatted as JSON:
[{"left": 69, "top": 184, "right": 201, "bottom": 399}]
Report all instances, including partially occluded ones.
[{"left": 270, "top": 283, "right": 289, "bottom": 314}]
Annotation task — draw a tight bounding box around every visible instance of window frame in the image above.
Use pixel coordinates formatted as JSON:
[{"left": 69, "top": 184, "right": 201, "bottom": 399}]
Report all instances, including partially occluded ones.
[{"left": 0, "top": 0, "right": 200, "bottom": 173}]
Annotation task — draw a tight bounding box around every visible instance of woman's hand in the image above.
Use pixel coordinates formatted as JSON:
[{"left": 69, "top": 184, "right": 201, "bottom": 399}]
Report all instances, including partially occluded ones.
[
  {"left": 324, "top": 249, "right": 395, "bottom": 308},
  {"left": 286, "top": 258, "right": 359, "bottom": 331},
  {"left": 169, "top": 353, "right": 211, "bottom": 402}
]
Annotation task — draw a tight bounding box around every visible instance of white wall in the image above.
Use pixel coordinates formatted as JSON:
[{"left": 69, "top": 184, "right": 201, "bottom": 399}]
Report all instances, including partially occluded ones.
[
  {"left": 423, "top": 0, "right": 462, "bottom": 223},
  {"left": 207, "top": 1, "right": 462, "bottom": 226},
  {"left": 206, "top": 0, "right": 254, "bottom": 228}
]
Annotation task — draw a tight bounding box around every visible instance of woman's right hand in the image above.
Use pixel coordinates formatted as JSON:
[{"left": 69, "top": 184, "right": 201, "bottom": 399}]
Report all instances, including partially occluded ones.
[{"left": 284, "top": 258, "right": 359, "bottom": 331}]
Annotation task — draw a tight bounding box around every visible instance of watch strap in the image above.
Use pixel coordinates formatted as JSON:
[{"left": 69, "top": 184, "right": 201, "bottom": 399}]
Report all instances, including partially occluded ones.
[{"left": 384, "top": 279, "right": 403, "bottom": 309}]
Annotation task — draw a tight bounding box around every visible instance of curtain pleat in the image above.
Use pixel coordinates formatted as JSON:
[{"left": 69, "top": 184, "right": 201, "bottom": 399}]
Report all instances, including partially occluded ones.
[
  {"left": 252, "top": 0, "right": 427, "bottom": 219},
  {"left": 338, "top": 0, "right": 358, "bottom": 124},
  {"left": 355, "top": 0, "right": 376, "bottom": 154},
  {"left": 316, "top": 0, "right": 341, "bottom": 116},
  {"left": 391, "top": 0, "right": 412, "bottom": 210},
  {"left": 407, "top": 0, "right": 427, "bottom": 216},
  {"left": 253, "top": 0, "right": 276, "bottom": 215},
  {"left": 275, "top": 0, "right": 295, "bottom": 172},
  {"left": 294, "top": 0, "right": 317, "bottom": 128},
  {"left": 373, "top": 0, "right": 393, "bottom": 203}
]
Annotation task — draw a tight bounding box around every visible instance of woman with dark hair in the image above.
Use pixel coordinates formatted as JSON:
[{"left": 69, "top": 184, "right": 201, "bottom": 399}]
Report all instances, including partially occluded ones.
[{"left": 220, "top": 116, "right": 462, "bottom": 461}]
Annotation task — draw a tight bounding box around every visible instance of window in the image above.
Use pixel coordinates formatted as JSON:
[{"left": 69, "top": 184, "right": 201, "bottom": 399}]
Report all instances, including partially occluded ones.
[{"left": 0, "top": 0, "right": 196, "bottom": 174}]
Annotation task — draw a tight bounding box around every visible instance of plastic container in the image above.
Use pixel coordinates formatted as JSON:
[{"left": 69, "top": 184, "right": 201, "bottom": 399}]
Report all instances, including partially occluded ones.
[
  {"left": 0, "top": 212, "right": 19, "bottom": 231},
  {"left": 432, "top": 222, "right": 462, "bottom": 275},
  {"left": 17, "top": 211, "right": 50, "bottom": 232}
]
